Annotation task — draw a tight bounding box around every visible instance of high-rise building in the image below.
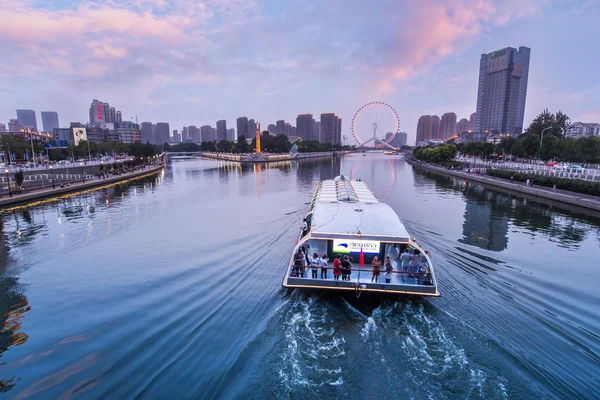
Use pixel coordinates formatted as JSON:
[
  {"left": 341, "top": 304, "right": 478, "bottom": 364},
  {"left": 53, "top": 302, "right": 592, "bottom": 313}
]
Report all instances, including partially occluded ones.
[
  {"left": 89, "top": 99, "right": 122, "bottom": 127},
  {"left": 296, "top": 114, "right": 314, "bottom": 141},
  {"left": 237, "top": 117, "right": 249, "bottom": 140},
  {"left": 8, "top": 119, "right": 20, "bottom": 131},
  {"left": 439, "top": 113, "right": 457, "bottom": 140},
  {"left": 211, "top": 127, "right": 217, "bottom": 141},
  {"left": 248, "top": 119, "right": 255, "bottom": 139},
  {"left": 141, "top": 122, "right": 153, "bottom": 143},
  {"left": 152, "top": 124, "right": 158, "bottom": 144},
  {"left": 416, "top": 115, "right": 441, "bottom": 144},
  {"left": 469, "top": 112, "right": 476, "bottom": 131},
  {"left": 320, "top": 113, "right": 341, "bottom": 144},
  {"left": 156, "top": 123, "right": 170, "bottom": 144},
  {"left": 276, "top": 120, "right": 285, "bottom": 135},
  {"left": 41, "top": 111, "right": 60, "bottom": 133},
  {"left": 188, "top": 126, "right": 200, "bottom": 142},
  {"left": 396, "top": 132, "right": 408, "bottom": 147},
  {"left": 227, "top": 128, "right": 235, "bottom": 141},
  {"left": 475, "top": 46, "right": 531, "bottom": 136},
  {"left": 313, "top": 121, "right": 321, "bottom": 141},
  {"left": 201, "top": 125, "right": 212, "bottom": 142},
  {"left": 216, "top": 120, "right": 227, "bottom": 141},
  {"left": 457, "top": 118, "right": 470, "bottom": 134},
  {"left": 0, "top": 123, "right": 6, "bottom": 132},
  {"left": 267, "top": 124, "right": 276, "bottom": 135},
  {"left": 116, "top": 111, "right": 122, "bottom": 123},
  {"left": 109, "top": 107, "right": 116, "bottom": 123},
  {"left": 16, "top": 109, "right": 37, "bottom": 131}
]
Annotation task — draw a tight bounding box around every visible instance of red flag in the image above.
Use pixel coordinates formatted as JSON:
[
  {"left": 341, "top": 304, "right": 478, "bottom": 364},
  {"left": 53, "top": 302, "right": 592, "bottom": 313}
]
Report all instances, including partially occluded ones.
[{"left": 359, "top": 247, "right": 365, "bottom": 267}]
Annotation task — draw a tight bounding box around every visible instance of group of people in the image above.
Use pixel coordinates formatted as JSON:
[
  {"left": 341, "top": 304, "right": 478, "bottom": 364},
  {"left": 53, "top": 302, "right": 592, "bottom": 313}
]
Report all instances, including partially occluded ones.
[
  {"left": 396, "top": 247, "right": 432, "bottom": 285},
  {"left": 291, "top": 245, "right": 431, "bottom": 285}
]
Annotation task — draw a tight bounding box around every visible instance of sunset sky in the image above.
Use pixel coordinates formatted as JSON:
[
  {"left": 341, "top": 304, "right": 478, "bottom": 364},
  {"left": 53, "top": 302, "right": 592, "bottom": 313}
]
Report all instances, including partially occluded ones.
[{"left": 1, "top": 0, "right": 599, "bottom": 144}]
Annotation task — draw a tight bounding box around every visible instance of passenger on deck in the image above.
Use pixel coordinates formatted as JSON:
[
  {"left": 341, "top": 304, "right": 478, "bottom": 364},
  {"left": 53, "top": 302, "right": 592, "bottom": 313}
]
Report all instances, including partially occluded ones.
[
  {"left": 300, "top": 247, "right": 308, "bottom": 277},
  {"left": 310, "top": 253, "right": 319, "bottom": 279},
  {"left": 341, "top": 256, "right": 350, "bottom": 281},
  {"left": 384, "top": 256, "right": 393, "bottom": 284},
  {"left": 320, "top": 254, "right": 329, "bottom": 279},
  {"left": 408, "top": 250, "right": 420, "bottom": 278},
  {"left": 333, "top": 255, "right": 342, "bottom": 280},
  {"left": 371, "top": 256, "right": 381, "bottom": 283},
  {"left": 347, "top": 257, "right": 353, "bottom": 281},
  {"left": 397, "top": 248, "right": 411, "bottom": 282},
  {"left": 418, "top": 264, "right": 431, "bottom": 285},
  {"left": 293, "top": 250, "right": 304, "bottom": 277},
  {"left": 302, "top": 218, "right": 308, "bottom": 237}
]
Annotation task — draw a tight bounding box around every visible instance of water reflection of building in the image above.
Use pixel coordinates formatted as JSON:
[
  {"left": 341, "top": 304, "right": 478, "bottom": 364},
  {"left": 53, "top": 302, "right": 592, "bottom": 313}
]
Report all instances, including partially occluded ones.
[
  {"left": 460, "top": 186, "right": 509, "bottom": 251},
  {"left": 0, "top": 219, "right": 31, "bottom": 393},
  {"left": 296, "top": 157, "right": 341, "bottom": 191}
]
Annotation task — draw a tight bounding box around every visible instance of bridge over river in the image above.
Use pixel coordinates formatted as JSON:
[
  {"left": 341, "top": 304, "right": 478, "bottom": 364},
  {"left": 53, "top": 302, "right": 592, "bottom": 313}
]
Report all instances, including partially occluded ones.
[{"left": 0, "top": 153, "right": 597, "bottom": 398}]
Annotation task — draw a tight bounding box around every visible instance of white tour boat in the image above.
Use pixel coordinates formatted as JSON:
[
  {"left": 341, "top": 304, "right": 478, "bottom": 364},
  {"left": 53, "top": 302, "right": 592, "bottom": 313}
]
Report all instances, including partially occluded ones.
[{"left": 282, "top": 175, "right": 440, "bottom": 296}]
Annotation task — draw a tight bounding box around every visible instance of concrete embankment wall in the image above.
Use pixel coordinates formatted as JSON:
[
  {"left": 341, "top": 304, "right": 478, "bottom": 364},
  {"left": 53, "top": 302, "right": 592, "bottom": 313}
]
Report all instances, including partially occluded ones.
[
  {"left": 0, "top": 164, "right": 164, "bottom": 209},
  {"left": 407, "top": 159, "right": 600, "bottom": 212}
]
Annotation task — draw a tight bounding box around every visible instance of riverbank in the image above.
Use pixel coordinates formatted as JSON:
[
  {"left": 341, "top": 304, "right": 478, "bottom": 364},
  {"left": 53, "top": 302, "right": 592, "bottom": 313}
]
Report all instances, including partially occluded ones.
[
  {"left": 407, "top": 158, "right": 600, "bottom": 212},
  {"left": 0, "top": 163, "right": 164, "bottom": 209},
  {"left": 169, "top": 150, "right": 352, "bottom": 163}
]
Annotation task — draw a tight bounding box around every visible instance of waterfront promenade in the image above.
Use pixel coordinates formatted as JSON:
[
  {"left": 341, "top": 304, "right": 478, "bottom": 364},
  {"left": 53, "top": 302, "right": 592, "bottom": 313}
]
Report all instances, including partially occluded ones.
[
  {"left": 0, "top": 163, "right": 164, "bottom": 208},
  {"left": 407, "top": 158, "right": 600, "bottom": 212}
]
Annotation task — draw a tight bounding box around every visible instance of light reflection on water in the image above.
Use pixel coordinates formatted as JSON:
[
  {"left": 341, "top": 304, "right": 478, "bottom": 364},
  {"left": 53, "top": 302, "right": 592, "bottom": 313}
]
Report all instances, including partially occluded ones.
[{"left": 0, "top": 153, "right": 598, "bottom": 399}]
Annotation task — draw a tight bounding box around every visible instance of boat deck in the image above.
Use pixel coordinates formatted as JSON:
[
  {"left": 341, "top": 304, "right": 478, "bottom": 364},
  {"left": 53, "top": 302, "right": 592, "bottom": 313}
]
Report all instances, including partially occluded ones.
[{"left": 284, "top": 240, "right": 439, "bottom": 296}]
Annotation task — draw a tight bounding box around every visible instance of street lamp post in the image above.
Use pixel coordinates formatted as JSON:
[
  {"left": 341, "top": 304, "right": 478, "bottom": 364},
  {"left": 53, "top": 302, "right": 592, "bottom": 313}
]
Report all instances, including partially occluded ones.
[
  {"left": 49, "top": 165, "right": 55, "bottom": 189},
  {"left": 540, "top": 126, "right": 553, "bottom": 155},
  {"left": 5, "top": 168, "right": 12, "bottom": 197},
  {"left": 80, "top": 162, "right": 85, "bottom": 183}
]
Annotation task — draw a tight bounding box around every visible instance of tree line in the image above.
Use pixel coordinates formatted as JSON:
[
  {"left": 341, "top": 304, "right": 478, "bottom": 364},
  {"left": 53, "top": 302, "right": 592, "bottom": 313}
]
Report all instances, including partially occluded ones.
[
  {"left": 418, "top": 109, "right": 600, "bottom": 164},
  {"left": 164, "top": 132, "right": 355, "bottom": 154},
  {"left": 1, "top": 135, "right": 162, "bottom": 163}
]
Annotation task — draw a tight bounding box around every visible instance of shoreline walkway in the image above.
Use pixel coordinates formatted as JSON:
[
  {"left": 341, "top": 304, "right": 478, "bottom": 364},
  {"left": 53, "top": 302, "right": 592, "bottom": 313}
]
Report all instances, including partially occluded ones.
[
  {"left": 407, "top": 159, "right": 600, "bottom": 213},
  {"left": 0, "top": 163, "right": 164, "bottom": 209}
]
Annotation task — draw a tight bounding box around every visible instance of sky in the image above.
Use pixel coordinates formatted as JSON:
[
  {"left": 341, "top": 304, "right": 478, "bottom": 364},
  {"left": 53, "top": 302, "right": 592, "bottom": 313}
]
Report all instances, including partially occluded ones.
[{"left": 1, "top": 0, "right": 599, "bottom": 145}]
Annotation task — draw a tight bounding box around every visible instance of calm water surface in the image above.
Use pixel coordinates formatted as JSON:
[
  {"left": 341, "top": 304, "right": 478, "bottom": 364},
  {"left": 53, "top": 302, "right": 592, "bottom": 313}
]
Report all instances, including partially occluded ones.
[{"left": 0, "top": 153, "right": 598, "bottom": 399}]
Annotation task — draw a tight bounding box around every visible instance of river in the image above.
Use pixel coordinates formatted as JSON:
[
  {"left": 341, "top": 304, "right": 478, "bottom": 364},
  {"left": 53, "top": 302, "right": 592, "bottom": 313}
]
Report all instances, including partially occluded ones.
[{"left": 0, "top": 153, "right": 598, "bottom": 399}]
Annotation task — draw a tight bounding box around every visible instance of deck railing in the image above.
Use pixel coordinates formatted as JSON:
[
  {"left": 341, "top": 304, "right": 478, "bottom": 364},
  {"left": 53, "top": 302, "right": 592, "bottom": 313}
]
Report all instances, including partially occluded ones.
[{"left": 290, "top": 266, "right": 434, "bottom": 285}]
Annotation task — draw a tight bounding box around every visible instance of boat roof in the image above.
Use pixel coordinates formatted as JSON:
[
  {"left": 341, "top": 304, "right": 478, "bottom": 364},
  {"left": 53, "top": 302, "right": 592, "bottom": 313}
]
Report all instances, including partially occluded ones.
[{"left": 310, "top": 176, "right": 411, "bottom": 242}]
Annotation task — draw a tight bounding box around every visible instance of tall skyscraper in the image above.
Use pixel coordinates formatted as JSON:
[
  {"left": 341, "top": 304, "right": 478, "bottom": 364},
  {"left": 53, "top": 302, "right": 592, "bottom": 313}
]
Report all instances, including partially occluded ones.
[
  {"left": 116, "top": 111, "right": 122, "bottom": 123},
  {"left": 313, "top": 121, "right": 321, "bottom": 141},
  {"left": 237, "top": 117, "right": 248, "bottom": 139},
  {"left": 16, "top": 109, "right": 37, "bottom": 131},
  {"left": 398, "top": 132, "right": 408, "bottom": 146},
  {"left": 140, "top": 122, "right": 153, "bottom": 143},
  {"left": 475, "top": 46, "right": 531, "bottom": 136},
  {"left": 200, "top": 125, "right": 212, "bottom": 142},
  {"left": 152, "top": 124, "right": 158, "bottom": 144},
  {"left": 156, "top": 123, "right": 170, "bottom": 144},
  {"left": 456, "top": 118, "right": 470, "bottom": 134},
  {"left": 8, "top": 119, "right": 20, "bottom": 131},
  {"left": 189, "top": 126, "right": 200, "bottom": 142},
  {"left": 416, "top": 115, "right": 441, "bottom": 144},
  {"left": 296, "top": 114, "right": 318, "bottom": 140},
  {"left": 227, "top": 128, "right": 235, "bottom": 141},
  {"left": 320, "top": 113, "right": 341, "bottom": 144},
  {"left": 276, "top": 120, "right": 285, "bottom": 135},
  {"left": 469, "top": 112, "right": 476, "bottom": 131},
  {"left": 0, "top": 123, "right": 6, "bottom": 132},
  {"left": 267, "top": 124, "right": 276, "bottom": 134},
  {"left": 247, "top": 119, "right": 255, "bottom": 139},
  {"left": 439, "top": 113, "right": 457, "bottom": 139},
  {"left": 216, "top": 120, "right": 227, "bottom": 141},
  {"left": 41, "top": 111, "right": 59, "bottom": 133}
]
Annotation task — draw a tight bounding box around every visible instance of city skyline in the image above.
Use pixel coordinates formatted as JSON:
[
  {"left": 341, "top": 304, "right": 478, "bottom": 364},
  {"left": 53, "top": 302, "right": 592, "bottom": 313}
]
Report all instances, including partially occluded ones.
[{"left": 1, "top": 1, "right": 599, "bottom": 145}]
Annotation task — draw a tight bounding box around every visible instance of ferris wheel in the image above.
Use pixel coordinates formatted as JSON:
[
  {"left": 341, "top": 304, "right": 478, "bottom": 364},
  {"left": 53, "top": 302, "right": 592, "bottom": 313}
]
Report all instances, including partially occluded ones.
[{"left": 352, "top": 102, "right": 400, "bottom": 149}]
